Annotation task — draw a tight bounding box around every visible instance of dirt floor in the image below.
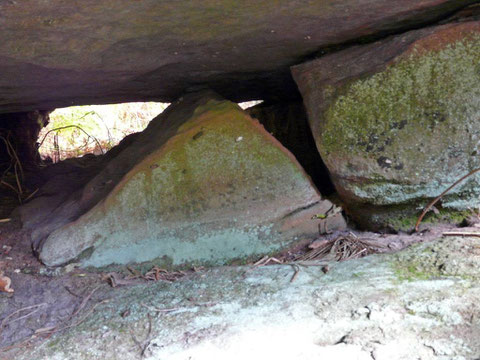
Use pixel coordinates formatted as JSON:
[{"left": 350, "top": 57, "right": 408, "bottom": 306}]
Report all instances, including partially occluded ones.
[{"left": 0, "top": 192, "right": 469, "bottom": 357}]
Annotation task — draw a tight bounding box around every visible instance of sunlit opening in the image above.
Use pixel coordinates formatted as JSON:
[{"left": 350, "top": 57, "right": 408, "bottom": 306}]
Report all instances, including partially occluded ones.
[
  {"left": 39, "top": 100, "right": 263, "bottom": 163},
  {"left": 38, "top": 102, "right": 169, "bottom": 162}
]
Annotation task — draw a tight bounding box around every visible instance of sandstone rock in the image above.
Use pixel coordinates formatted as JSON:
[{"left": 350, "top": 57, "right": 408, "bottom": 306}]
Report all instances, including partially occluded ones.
[
  {"left": 292, "top": 21, "right": 480, "bottom": 230},
  {"left": 0, "top": 1, "right": 477, "bottom": 113},
  {"left": 7, "top": 235, "right": 480, "bottom": 359},
  {"left": 32, "top": 91, "right": 345, "bottom": 267},
  {"left": 247, "top": 101, "right": 334, "bottom": 195}
]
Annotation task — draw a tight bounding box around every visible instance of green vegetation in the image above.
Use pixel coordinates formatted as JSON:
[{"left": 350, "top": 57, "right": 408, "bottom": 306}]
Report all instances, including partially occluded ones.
[
  {"left": 386, "top": 208, "right": 472, "bottom": 232},
  {"left": 392, "top": 236, "right": 480, "bottom": 282},
  {"left": 39, "top": 102, "right": 168, "bottom": 161}
]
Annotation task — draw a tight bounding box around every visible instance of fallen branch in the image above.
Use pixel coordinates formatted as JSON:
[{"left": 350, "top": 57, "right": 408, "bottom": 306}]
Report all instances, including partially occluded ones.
[
  {"left": 250, "top": 233, "right": 385, "bottom": 284},
  {"left": 3, "top": 308, "right": 42, "bottom": 327},
  {"left": 415, "top": 167, "right": 480, "bottom": 232},
  {"left": 442, "top": 231, "right": 480, "bottom": 238},
  {"left": 0, "top": 134, "right": 23, "bottom": 180}
]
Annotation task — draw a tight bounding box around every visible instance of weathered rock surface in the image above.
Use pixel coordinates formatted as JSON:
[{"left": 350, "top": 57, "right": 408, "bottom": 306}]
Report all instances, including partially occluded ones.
[
  {"left": 22, "top": 91, "right": 345, "bottom": 267},
  {"left": 4, "top": 235, "right": 480, "bottom": 360},
  {"left": 293, "top": 21, "right": 480, "bottom": 230},
  {"left": 247, "top": 101, "right": 335, "bottom": 195},
  {"left": 0, "top": 0, "right": 478, "bottom": 113}
]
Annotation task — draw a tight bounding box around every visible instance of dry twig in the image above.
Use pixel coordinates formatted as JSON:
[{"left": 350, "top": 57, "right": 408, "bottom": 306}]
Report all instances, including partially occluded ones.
[
  {"left": 143, "top": 266, "right": 186, "bottom": 282},
  {"left": 442, "top": 231, "right": 480, "bottom": 238},
  {"left": 252, "top": 256, "right": 283, "bottom": 267},
  {"left": 0, "top": 297, "right": 110, "bottom": 354},
  {"left": 294, "top": 234, "right": 384, "bottom": 262},
  {"left": 67, "top": 286, "right": 99, "bottom": 321},
  {"left": 141, "top": 303, "right": 181, "bottom": 313},
  {"left": 290, "top": 264, "right": 300, "bottom": 283},
  {"left": 38, "top": 125, "right": 105, "bottom": 155},
  {"left": 0, "top": 303, "right": 47, "bottom": 331},
  {"left": 249, "top": 234, "right": 384, "bottom": 283},
  {"left": 35, "top": 299, "right": 110, "bottom": 337},
  {"left": 105, "top": 266, "right": 187, "bottom": 288},
  {"left": 23, "top": 188, "right": 39, "bottom": 202},
  {"left": 129, "top": 313, "right": 153, "bottom": 358},
  {"left": 415, "top": 167, "right": 480, "bottom": 232},
  {"left": 0, "top": 132, "right": 25, "bottom": 202}
]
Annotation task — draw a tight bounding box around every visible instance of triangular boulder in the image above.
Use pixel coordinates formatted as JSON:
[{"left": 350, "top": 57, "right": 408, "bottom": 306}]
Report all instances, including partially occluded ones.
[{"left": 36, "top": 91, "right": 345, "bottom": 267}]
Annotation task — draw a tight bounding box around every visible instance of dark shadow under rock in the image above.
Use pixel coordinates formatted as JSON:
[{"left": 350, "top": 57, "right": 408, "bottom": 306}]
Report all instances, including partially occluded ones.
[{"left": 247, "top": 101, "right": 335, "bottom": 195}]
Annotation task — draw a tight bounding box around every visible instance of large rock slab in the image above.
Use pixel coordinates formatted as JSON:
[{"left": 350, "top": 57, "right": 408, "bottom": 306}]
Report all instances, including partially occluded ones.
[
  {"left": 0, "top": 0, "right": 477, "bottom": 113},
  {"left": 4, "top": 235, "right": 480, "bottom": 359},
  {"left": 292, "top": 21, "right": 480, "bottom": 230},
  {"left": 30, "top": 91, "right": 344, "bottom": 267}
]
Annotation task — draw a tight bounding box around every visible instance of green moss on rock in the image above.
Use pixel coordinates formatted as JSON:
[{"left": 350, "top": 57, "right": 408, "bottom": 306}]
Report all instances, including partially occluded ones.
[
  {"left": 294, "top": 23, "right": 480, "bottom": 230},
  {"left": 39, "top": 92, "right": 343, "bottom": 268},
  {"left": 392, "top": 236, "right": 480, "bottom": 281}
]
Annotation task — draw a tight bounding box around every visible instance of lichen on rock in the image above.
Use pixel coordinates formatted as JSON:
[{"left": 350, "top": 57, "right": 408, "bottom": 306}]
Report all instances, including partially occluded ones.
[
  {"left": 293, "top": 21, "right": 480, "bottom": 230},
  {"left": 34, "top": 91, "right": 345, "bottom": 268}
]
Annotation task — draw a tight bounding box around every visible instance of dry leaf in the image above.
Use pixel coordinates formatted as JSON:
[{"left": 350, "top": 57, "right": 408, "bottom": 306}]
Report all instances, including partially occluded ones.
[{"left": 0, "top": 272, "right": 14, "bottom": 293}]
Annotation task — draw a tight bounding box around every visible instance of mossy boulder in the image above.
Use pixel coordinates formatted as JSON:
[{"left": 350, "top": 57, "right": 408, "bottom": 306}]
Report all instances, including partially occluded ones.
[
  {"left": 292, "top": 21, "right": 480, "bottom": 230},
  {"left": 34, "top": 91, "right": 345, "bottom": 267}
]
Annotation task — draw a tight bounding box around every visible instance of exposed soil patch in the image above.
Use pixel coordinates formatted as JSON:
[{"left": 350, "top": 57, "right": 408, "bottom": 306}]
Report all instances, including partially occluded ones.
[{"left": 0, "top": 217, "right": 105, "bottom": 352}]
